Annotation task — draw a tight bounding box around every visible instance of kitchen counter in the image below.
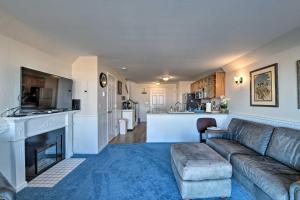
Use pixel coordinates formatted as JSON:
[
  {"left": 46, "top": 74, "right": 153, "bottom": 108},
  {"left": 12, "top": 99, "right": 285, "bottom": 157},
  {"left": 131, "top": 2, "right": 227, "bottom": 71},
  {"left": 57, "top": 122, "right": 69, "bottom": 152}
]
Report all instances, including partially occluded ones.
[
  {"left": 152, "top": 111, "right": 227, "bottom": 115},
  {"left": 146, "top": 112, "right": 229, "bottom": 143}
]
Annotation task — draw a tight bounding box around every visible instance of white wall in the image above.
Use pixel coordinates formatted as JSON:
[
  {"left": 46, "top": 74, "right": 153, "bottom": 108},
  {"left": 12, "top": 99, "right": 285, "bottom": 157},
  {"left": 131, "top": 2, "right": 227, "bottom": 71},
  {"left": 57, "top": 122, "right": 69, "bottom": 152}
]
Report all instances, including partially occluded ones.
[
  {"left": 97, "top": 58, "right": 127, "bottom": 113},
  {"left": 225, "top": 45, "right": 300, "bottom": 122},
  {"left": 129, "top": 83, "right": 177, "bottom": 121},
  {"left": 0, "top": 34, "right": 72, "bottom": 113},
  {"left": 72, "top": 56, "right": 99, "bottom": 154},
  {"left": 0, "top": 34, "right": 72, "bottom": 184},
  {"left": 72, "top": 57, "right": 98, "bottom": 115},
  {"left": 72, "top": 56, "right": 127, "bottom": 154},
  {"left": 97, "top": 58, "right": 127, "bottom": 147}
]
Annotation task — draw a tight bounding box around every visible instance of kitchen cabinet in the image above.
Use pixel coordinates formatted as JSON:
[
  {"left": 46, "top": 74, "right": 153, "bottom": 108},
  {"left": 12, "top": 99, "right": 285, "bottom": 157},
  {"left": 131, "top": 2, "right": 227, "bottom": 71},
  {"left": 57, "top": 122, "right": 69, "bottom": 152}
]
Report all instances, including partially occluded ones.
[
  {"left": 191, "top": 82, "right": 199, "bottom": 93},
  {"left": 215, "top": 72, "right": 225, "bottom": 97},
  {"left": 190, "top": 72, "right": 225, "bottom": 98}
]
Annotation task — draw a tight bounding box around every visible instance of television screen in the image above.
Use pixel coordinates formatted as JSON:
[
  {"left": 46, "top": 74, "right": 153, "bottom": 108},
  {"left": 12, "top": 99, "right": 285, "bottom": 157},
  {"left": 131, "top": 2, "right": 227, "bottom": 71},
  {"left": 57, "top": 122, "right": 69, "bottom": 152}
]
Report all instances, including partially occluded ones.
[{"left": 21, "top": 67, "right": 73, "bottom": 112}]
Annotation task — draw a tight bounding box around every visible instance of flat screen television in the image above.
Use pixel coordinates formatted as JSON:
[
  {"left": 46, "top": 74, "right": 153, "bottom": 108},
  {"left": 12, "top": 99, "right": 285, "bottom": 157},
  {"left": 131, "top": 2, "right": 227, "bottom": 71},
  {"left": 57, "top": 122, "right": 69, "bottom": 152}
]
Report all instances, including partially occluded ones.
[{"left": 21, "top": 67, "right": 73, "bottom": 112}]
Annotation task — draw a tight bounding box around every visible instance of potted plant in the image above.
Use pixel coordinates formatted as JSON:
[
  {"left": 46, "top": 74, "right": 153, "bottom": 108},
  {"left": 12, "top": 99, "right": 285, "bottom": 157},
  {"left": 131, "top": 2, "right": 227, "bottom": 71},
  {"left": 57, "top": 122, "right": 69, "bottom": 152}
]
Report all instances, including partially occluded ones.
[{"left": 220, "top": 96, "right": 230, "bottom": 113}]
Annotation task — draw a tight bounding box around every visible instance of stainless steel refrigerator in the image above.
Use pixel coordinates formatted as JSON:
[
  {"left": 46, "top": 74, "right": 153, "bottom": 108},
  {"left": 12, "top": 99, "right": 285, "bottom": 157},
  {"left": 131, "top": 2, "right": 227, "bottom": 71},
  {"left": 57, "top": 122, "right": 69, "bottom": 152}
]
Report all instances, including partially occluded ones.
[{"left": 182, "top": 93, "right": 201, "bottom": 111}]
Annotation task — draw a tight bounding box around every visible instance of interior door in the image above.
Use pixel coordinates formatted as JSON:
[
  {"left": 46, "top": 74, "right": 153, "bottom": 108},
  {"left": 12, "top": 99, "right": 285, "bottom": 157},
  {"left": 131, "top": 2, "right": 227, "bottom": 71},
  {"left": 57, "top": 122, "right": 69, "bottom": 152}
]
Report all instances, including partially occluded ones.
[
  {"left": 107, "top": 73, "right": 117, "bottom": 141},
  {"left": 150, "top": 88, "right": 166, "bottom": 113}
]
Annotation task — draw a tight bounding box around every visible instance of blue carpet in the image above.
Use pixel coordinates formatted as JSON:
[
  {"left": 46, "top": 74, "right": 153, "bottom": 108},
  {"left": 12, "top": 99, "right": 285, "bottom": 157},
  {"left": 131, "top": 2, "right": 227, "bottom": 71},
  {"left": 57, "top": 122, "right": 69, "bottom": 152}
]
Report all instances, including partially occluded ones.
[{"left": 18, "top": 143, "right": 254, "bottom": 200}]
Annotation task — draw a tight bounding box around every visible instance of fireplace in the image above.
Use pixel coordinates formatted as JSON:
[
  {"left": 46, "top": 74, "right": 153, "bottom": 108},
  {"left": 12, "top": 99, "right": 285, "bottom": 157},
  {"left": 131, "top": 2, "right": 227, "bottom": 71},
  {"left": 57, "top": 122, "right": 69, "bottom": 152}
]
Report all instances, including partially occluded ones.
[{"left": 25, "top": 128, "right": 65, "bottom": 181}]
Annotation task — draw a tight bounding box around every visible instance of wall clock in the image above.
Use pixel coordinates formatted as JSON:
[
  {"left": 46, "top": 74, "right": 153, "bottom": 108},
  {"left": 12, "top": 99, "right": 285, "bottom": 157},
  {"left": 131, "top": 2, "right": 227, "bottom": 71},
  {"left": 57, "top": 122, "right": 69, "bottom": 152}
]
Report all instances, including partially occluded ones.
[{"left": 99, "top": 72, "right": 107, "bottom": 88}]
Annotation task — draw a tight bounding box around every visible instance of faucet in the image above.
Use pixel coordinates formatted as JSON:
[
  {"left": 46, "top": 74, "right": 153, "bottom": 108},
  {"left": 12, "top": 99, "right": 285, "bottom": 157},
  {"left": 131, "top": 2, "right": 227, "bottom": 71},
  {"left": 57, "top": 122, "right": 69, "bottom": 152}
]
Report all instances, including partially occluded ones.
[{"left": 174, "top": 101, "right": 182, "bottom": 112}]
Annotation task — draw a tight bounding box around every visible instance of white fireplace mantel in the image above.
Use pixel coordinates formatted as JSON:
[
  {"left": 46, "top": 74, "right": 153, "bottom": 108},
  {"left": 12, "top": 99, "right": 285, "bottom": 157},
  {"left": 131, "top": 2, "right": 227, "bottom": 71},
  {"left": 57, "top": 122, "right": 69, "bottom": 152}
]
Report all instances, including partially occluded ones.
[
  {"left": 4, "top": 111, "right": 76, "bottom": 191},
  {"left": 0, "top": 119, "right": 9, "bottom": 135}
]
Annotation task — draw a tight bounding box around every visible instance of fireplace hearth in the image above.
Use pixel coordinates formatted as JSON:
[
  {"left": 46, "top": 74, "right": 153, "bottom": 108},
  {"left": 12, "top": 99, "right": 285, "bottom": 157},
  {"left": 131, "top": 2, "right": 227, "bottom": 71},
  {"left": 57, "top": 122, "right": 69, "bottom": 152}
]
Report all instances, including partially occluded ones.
[{"left": 25, "top": 128, "right": 65, "bottom": 181}]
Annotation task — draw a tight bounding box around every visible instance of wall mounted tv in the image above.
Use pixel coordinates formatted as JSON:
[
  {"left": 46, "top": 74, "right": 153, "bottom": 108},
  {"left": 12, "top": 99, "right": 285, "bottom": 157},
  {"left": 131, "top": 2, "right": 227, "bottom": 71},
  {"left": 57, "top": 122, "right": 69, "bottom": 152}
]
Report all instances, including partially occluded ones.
[{"left": 21, "top": 67, "right": 73, "bottom": 112}]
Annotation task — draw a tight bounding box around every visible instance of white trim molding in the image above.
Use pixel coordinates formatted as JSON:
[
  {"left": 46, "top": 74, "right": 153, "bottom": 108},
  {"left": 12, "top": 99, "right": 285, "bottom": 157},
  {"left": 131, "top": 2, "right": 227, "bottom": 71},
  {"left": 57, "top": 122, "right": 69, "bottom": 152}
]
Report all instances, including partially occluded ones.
[
  {"left": 229, "top": 112, "right": 300, "bottom": 130},
  {"left": 3, "top": 111, "right": 76, "bottom": 191},
  {"left": 0, "top": 119, "right": 9, "bottom": 135}
]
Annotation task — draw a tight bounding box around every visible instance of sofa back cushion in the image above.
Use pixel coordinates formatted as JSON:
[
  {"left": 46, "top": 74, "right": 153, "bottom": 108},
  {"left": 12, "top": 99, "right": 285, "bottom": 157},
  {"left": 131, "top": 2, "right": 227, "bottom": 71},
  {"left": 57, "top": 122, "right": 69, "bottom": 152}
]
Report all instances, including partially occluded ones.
[
  {"left": 228, "top": 118, "right": 274, "bottom": 155},
  {"left": 227, "top": 118, "right": 244, "bottom": 140},
  {"left": 266, "top": 127, "right": 300, "bottom": 171}
]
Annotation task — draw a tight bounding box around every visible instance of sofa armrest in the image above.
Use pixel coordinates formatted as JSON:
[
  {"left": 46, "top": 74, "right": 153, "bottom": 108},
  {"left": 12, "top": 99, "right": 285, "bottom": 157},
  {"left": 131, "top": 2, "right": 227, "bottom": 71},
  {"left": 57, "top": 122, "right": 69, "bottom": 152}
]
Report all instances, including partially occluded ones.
[
  {"left": 290, "top": 181, "right": 300, "bottom": 200},
  {"left": 204, "top": 130, "right": 231, "bottom": 140},
  {"left": 0, "top": 173, "right": 16, "bottom": 200}
]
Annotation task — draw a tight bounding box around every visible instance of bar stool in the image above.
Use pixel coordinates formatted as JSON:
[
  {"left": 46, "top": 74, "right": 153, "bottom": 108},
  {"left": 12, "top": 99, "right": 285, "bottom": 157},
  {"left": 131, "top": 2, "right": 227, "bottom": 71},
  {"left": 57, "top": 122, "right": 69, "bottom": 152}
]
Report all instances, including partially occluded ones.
[{"left": 196, "top": 118, "right": 217, "bottom": 142}]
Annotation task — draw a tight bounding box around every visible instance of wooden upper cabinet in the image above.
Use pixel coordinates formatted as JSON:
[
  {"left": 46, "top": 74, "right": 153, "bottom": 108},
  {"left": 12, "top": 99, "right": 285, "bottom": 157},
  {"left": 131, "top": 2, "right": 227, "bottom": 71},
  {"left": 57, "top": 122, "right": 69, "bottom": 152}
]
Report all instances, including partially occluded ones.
[
  {"left": 191, "top": 81, "right": 198, "bottom": 92},
  {"left": 190, "top": 72, "right": 225, "bottom": 98},
  {"left": 215, "top": 72, "right": 225, "bottom": 97}
]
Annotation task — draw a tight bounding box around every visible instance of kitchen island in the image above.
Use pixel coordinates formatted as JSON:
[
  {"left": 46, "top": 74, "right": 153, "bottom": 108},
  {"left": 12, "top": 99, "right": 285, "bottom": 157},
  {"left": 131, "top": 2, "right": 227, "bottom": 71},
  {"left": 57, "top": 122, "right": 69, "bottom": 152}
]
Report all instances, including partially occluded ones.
[{"left": 147, "top": 112, "right": 229, "bottom": 143}]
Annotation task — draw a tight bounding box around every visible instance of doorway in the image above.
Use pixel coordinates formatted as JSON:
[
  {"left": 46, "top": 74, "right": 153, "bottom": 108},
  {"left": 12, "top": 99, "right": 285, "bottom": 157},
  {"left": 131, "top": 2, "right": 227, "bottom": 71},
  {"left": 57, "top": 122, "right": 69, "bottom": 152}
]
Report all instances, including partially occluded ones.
[
  {"left": 150, "top": 88, "right": 166, "bottom": 113},
  {"left": 107, "top": 73, "right": 118, "bottom": 141}
]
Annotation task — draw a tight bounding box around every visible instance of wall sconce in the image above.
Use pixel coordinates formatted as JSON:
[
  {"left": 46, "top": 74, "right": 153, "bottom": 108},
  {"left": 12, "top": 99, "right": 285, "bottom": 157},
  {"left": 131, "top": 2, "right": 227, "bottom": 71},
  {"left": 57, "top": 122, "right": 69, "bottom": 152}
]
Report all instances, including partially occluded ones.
[{"left": 234, "top": 77, "right": 243, "bottom": 85}]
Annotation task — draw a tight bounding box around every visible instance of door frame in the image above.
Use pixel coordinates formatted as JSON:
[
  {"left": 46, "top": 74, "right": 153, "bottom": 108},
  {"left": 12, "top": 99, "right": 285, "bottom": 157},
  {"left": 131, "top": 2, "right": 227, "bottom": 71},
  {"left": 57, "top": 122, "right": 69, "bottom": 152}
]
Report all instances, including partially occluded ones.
[
  {"left": 106, "top": 72, "right": 118, "bottom": 141},
  {"left": 150, "top": 87, "right": 166, "bottom": 113}
]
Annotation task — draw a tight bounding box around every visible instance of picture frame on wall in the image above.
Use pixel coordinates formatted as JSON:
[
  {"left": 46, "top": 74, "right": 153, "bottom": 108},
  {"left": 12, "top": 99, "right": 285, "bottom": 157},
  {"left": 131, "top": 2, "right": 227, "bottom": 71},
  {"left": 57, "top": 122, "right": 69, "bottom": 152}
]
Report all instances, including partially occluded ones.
[
  {"left": 297, "top": 61, "right": 300, "bottom": 109},
  {"left": 118, "top": 81, "right": 122, "bottom": 95},
  {"left": 250, "top": 63, "right": 278, "bottom": 107}
]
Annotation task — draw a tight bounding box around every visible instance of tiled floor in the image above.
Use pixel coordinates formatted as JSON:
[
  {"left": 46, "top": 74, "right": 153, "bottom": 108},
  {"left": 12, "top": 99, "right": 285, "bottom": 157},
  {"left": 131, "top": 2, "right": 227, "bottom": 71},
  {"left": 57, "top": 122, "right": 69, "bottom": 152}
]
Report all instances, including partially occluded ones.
[{"left": 28, "top": 158, "right": 85, "bottom": 188}]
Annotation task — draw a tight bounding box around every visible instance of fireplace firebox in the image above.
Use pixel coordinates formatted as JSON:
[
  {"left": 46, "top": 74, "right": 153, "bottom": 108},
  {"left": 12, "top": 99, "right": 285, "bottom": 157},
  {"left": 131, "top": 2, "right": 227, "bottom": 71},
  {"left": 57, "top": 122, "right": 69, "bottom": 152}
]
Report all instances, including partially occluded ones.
[{"left": 25, "top": 128, "right": 65, "bottom": 181}]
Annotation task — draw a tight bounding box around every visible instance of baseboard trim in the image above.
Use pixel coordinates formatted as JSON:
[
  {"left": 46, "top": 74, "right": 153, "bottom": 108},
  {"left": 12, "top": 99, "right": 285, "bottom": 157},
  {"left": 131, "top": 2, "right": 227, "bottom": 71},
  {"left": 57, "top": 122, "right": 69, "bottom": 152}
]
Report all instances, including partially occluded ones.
[
  {"left": 16, "top": 181, "right": 27, "bottom": 192},
  {"left": 98, "top": 143, "right": 108, "bottom": 153}
]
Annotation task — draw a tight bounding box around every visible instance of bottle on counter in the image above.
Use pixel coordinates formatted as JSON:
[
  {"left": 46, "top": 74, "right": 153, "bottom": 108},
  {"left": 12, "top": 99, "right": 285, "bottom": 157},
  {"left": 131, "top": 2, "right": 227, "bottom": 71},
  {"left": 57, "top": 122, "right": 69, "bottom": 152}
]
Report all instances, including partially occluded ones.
[{"left": 206, "top": 103, "right": 212, "bottom": 113}]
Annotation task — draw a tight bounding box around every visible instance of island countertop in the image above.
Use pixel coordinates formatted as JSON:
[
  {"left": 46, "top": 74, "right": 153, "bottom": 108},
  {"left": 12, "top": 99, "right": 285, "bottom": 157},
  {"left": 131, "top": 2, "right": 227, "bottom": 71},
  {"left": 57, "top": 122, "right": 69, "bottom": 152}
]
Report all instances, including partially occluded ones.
[
  {"left": 147, "top": 111, "right": 228, "bottom": 115},
  {"left": 146, "top": 112, "right": 230, "bottom": 143}
]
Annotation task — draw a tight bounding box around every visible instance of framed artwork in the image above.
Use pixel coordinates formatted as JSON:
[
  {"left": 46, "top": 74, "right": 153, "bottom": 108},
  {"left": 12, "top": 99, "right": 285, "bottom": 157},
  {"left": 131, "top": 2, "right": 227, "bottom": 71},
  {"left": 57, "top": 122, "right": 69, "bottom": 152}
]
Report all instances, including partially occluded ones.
[
  {"left": 118, "top": 81, "right": 122, "bottom": 95},
  {"left": 297, "top": 61, "right": 300, "bottom": 109},
  {"left": 250, "top": 63, "right": 278, "bottom": 107}
]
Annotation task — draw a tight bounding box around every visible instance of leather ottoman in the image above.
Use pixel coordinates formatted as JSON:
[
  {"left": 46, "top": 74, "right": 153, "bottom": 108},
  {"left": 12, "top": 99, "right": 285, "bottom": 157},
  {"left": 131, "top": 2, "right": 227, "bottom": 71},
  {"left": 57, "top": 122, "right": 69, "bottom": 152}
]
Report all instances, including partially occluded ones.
[{"left": 171, "top": 143, "right": 232, "bottom": 199}]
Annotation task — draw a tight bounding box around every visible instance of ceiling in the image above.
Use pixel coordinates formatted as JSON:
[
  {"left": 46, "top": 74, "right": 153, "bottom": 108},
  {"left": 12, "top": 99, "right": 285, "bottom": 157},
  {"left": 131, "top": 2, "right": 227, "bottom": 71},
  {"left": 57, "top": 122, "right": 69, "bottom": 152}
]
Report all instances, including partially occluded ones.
[{"left": 1, "top": 0, "right": 300, "bottom": 82}]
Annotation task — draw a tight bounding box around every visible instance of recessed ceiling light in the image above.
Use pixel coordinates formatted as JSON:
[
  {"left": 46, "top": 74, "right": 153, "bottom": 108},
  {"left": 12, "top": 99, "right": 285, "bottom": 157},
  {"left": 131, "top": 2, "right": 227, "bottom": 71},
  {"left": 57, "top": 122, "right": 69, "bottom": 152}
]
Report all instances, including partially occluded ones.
[
  {"left": 162, "top": 77, "right": 169, "bottom": 81},
  {"left": 121, "top": 66, "right": 127, "bottom": 70},
  {"left": 162, "top": 75, "right": 171, "bottom": 81},
  {"left": 155, "top": 82, "right": 160, "bottom": 85}
]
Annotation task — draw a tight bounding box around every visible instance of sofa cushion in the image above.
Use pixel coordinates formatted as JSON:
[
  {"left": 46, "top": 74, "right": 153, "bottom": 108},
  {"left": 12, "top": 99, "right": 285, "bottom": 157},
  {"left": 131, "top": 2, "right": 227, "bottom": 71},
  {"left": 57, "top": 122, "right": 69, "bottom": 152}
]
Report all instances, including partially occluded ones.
[
  {"left": 235, "top": 120, "right": 274, "bottom": 155},
  {"left": 227, "top": 118, "right": 244, "bottom": 140},
  {"left": 171, "top": 143, "right": 232, "bottom": 181},
  {"left": 266, "top": 127, "right": 300, "bottom": 171},
  {"left": 206, "top": 138, "right": 258, "bottom": 161},
  {"left": 232, "top": 154, "right": 300, "bottom": 200}
]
